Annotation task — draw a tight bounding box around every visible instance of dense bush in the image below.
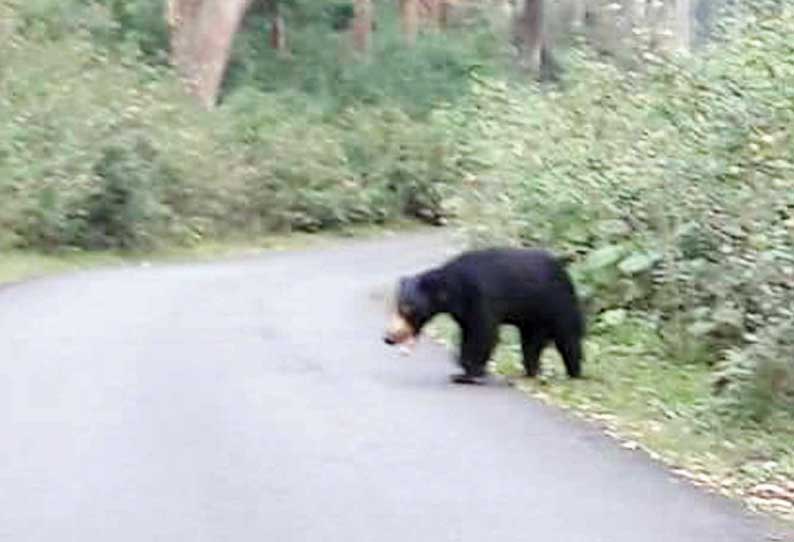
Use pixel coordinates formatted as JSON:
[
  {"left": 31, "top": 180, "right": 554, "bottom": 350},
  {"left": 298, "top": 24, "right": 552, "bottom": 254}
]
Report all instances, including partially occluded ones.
[
  {"left": 438, "top": 5, "right": 794, "bottom": 419},
  {"left": 0, "top": 2, "right": 454, "bottom": 251},
  {"left": 5, "top": 0, "right": 793, "bottom": 420},
  {"left": 224, "top": 0, "right": 504, "bottom": 117}
]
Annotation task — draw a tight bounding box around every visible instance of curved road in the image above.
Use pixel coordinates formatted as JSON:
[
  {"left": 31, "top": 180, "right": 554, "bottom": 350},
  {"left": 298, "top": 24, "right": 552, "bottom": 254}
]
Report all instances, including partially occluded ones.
[{"left": 0, "top": 233, "right": 787, "bottom": 541}]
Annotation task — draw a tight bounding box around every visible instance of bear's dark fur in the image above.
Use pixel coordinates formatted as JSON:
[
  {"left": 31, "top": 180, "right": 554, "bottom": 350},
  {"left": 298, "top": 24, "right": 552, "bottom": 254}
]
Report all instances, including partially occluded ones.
[{"left": 384, "top": 248, "right": 585, "bottom": 384}]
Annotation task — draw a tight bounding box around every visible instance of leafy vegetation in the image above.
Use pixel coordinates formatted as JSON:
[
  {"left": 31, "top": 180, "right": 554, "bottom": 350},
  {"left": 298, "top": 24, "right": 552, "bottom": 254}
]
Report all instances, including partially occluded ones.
[
  {"left": 2, "top": 0, "right": 793, "bottom": 521},
  {"left": 426, "top": 2, "right": 794, "bottom": 521},
  {"left": 225, "top": 2, "right": 503, "bottom": 117},
  {"left": 438, "top": 3, "right": 794, "bottom": 419},
  {"left": 1, "top": 0, "right": 482, "bottom": 252}
]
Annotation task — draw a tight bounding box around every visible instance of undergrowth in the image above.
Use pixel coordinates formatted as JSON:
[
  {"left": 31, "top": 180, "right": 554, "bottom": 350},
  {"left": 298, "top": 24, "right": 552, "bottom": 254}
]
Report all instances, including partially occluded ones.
[
  {"left": 3, "top": 0, "right": 793, "bottom": 521},
  {"left": 225, "top": 2, "right": 504, "bottom": 118},
  {"left": 426, "top": 2, "right": 794, "bottom": 522},
  {"left": 436, "top": 4, "right": 794, "bottom": 422},
  {"left": 1, "top": 0, "right": 493, "bottom": 252}
]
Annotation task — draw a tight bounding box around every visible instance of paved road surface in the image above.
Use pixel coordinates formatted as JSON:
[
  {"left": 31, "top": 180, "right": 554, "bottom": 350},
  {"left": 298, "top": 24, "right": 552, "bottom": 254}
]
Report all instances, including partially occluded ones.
[{"left": 1, "top": 232, "right": 788, "bottom": 541}]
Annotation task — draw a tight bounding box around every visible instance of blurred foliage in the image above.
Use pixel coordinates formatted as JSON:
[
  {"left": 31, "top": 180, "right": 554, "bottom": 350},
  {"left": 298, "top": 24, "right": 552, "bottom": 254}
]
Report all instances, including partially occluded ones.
[
  {"left": 437, "top": 3, "right": 794, "bottom": 420},
  {"left": 223, "top": 0, "right": 504, "bottom": 116},
  {"left": 3, "top": 0, "right": 794, "bottom": 424},
  {"left": 0, "top": 0, "right": 457, "bottom": 252}
]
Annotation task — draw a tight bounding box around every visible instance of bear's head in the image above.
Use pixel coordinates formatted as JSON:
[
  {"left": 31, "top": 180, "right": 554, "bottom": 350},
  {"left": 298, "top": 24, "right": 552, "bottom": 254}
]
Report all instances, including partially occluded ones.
[{"left": 383, "top": 271, "right": 447, "bottom": 346}]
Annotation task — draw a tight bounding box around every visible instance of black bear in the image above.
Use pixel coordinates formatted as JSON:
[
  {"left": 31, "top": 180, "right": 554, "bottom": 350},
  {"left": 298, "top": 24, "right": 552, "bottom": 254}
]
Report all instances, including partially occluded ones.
[{"left": 383, "top": 248, "right": 585, "bottom": 384}]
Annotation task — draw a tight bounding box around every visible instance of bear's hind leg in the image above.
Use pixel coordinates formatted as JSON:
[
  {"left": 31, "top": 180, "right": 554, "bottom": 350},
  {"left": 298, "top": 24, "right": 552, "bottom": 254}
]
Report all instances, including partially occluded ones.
[{"left": 554, "top": 335, "right": 583, "bottom": 378}]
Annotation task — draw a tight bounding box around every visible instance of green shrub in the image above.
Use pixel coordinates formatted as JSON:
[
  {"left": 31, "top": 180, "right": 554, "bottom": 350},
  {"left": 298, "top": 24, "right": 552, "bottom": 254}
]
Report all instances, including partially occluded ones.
[
  {"left": 715, "top": 318, "right": 794, "bottom": 421},
  {"left": 0, "top": 3, "right": 456, "bottom": 251},
  {"left": 439, "top": 6, "right": 794, "bottom": 418},
  {"left": 220, "top": 89, "right": 453, "bottom": 231},
  {"left": 79, "top": 137, "right": 176, "bottom": 249},
  {"left": 0, "top": 19, "right": 218, "bottom": 250},
  {"left": 224, "top": 0, "right": 504, "bottom": 117},
  {"left": 96, "top": 0, "right": 171, "bottom": 63},
  {"left": 10, "top": 0, "right": 107, "bottom": 41}
]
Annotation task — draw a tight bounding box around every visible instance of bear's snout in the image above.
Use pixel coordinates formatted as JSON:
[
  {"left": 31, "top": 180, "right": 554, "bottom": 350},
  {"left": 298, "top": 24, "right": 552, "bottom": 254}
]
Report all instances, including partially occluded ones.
[{"left": 383, "top": 313, "right": 415, "bottom": 346}]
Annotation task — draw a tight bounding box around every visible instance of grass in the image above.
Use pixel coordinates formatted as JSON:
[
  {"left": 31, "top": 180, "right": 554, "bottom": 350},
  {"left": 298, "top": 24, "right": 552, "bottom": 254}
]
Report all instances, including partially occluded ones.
[
  {"left": 0, "top": 220, "right": 428, "bottom": 287},
  {"left": 0, "top": 251, "right": 126, "bottom": 286},
  {"left": 427, "top": 314, "right": 794, "bottom": 525}
]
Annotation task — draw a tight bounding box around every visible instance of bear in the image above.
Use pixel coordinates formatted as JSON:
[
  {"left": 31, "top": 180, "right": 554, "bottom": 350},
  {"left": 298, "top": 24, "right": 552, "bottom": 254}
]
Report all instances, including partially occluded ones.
[{"left": 383, "top": 247, "right": 585, "bottom": 384}]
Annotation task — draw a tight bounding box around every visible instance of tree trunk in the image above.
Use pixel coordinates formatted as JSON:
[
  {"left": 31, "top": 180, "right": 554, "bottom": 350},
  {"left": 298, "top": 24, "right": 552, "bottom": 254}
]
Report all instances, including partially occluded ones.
[
  {"left": 570, "top": 0, "right": 590, "bottom": 29},
  {"left": 352, "top": 0, "right": 374, "bottom": 53},
  {"left": 674, "top": 0, "right": 692, "bottom": 52},
  {"left": 439, "top": 0, "right": 452, "bottom": 29},
  {"left": 516, "top": 0, "right": 545, "bottom": 73},
  {"left": 167, "top": 0, "right": 254, "bottom": 109},
  {"left": 422, "top": 0, "right": 443, "bottom": 31},
  {"left": 270, "top": 14, "right": 286, "bottom": 52},
  {"left": 268, "top": 0, "right": 287, "bottom": 52},
  {"left": 167, "top": 0, "right": 203, "bottom": 72},
  {"left": 399, "top": 0, "right": 419, "bottom": 43}
]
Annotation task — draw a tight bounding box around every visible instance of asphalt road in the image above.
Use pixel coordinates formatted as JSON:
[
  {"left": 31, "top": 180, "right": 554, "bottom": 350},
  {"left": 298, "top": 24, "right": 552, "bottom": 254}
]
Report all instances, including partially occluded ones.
[{"left": 0, "top": 232, "right": 787, "bottom": 541}]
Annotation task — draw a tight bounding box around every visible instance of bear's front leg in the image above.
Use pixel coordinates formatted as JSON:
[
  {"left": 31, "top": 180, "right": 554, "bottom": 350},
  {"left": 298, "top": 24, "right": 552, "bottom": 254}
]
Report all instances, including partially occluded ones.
[
  {"left": 451, "top": 323, "right": 498, "bottom": 385},
  {"left": 519, "top": 327, "right": 550, "bottom": 378}
]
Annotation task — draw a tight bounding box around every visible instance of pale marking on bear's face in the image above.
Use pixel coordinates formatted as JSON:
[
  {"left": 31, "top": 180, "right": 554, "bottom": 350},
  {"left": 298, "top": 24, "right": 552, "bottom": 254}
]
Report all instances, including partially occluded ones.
[{"left": 384, "top": 313, "right": 417, "bottom": 353}]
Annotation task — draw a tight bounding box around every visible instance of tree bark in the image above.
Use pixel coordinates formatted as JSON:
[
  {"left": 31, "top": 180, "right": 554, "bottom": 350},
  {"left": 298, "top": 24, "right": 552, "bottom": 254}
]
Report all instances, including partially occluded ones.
[
  {"left": 516, "top": 0, "right": 545, "bottom": 73},
  {"left": 352, "top": 0, "right": 374, "bottom": 53},
  {"left": 439, "top": 0, "right": 452, "bottom": 29},
  {"left": 268, "top": 0, "right": 287, "bottom": 52},
  {"left": 399, "top": 0, "right": 419, "bottom": 43},
  {"left": 271, "top": 14, "right": 286, "bottom": 52},
  {"left": 422, "top": 0, "right": 443, "bottom": 31},
  {"left": 167, "top": 0, "right": 203, "bottom": 72},
  {"left": 167, "top": 0, "right": 254, "bottom": 109},
  {"left": 571, "top": 0, "right": 589, "bottom": 29},
  {"left": 674, "top": 0, "right": 692, "bottom": 52}
]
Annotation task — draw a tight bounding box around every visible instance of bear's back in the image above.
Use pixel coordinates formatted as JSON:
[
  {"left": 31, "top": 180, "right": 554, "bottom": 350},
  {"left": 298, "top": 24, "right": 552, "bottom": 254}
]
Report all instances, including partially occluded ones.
[{"left": 444, "top": 248, "right": 566, "bottom": 286}]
